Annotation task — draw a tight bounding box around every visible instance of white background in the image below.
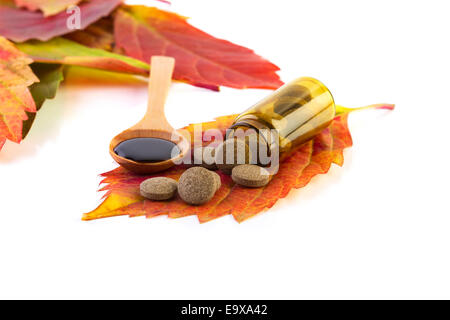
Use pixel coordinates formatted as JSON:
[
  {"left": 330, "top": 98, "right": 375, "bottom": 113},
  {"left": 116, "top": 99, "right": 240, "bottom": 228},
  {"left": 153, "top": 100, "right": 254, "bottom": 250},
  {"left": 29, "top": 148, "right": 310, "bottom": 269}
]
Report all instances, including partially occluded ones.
[{"left": 0, "top": 0, "right": 449, "bottom": 299}]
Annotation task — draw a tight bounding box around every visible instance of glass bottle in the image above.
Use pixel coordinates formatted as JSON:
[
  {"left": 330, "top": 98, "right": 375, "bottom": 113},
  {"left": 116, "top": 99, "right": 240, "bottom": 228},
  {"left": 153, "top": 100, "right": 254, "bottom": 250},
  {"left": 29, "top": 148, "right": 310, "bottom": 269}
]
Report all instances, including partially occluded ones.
[{"left": 229, "top": 77, "right": 335, "bottom": 157}]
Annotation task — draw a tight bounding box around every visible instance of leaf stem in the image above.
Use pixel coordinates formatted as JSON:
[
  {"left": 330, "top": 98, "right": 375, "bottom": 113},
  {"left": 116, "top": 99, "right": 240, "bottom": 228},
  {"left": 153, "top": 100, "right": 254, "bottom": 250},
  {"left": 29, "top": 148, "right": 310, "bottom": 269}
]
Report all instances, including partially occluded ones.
[{"left": 335, "top": 103, "right": 395, "bottom": 116}]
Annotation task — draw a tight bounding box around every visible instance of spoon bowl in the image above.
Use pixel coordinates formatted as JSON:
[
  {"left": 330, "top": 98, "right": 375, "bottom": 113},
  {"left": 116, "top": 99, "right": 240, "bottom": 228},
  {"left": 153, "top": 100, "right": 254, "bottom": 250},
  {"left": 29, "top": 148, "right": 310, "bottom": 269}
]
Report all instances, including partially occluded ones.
[
  {"left": 109, "top": 56, "right": 190, "bottom": 174},
  {"left": 109, "top": 129, "right": 190, "bottom": 174}
]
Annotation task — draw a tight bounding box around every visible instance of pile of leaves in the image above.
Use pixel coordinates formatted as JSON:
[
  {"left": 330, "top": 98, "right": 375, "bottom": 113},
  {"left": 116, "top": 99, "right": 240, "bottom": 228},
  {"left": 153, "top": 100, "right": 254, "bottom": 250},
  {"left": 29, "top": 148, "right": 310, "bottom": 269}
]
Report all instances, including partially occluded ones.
[
  {"left": 84, "top": 104, "right": 394, "bottom": 223},
  {"left": 0, "top": 1, "right": 394, "bottom": 222},
  {"left": 0, "top": 0, "right": 283, "bottom": 154}
]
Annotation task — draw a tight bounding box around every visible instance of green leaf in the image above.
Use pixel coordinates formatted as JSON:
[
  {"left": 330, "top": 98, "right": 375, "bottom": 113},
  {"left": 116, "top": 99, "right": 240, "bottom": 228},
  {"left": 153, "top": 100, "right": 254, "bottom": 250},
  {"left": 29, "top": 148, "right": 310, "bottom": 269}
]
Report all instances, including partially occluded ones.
[
  {"left": 16, "top": 38, "right": 150, "bottom": 76},
  {"left": 22, "top": 63, "right": 64, "bottom": 139}
]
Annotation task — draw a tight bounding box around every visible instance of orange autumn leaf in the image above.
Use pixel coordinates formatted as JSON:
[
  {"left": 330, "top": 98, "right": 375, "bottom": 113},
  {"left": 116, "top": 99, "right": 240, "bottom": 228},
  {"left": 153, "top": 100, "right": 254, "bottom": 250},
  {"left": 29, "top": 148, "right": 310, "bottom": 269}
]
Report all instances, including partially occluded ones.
[
  {"left": 83, "top": 104, "right": 393, "bottom": 223},
  {"left": 114, "top": 5, "right": 283, "bottom": 90},
  {"left": 0, "top": 36, "right": 38, "bottom": 148}
]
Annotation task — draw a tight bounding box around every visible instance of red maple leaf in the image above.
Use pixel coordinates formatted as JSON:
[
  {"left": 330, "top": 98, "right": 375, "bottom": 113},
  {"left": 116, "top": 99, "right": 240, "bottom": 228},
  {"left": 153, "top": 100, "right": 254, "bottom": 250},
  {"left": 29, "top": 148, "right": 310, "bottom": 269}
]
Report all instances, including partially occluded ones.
[{"left": 114, "top": 5, "right": 283, "bottom": 90}]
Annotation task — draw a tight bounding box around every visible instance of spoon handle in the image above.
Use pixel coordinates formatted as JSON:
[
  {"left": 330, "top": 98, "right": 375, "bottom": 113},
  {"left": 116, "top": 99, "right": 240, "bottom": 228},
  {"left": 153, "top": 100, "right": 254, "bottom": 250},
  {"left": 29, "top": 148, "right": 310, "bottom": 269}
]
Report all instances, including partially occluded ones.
[{"left": 135, "top": 56, "right": 175, "bottom": 131}]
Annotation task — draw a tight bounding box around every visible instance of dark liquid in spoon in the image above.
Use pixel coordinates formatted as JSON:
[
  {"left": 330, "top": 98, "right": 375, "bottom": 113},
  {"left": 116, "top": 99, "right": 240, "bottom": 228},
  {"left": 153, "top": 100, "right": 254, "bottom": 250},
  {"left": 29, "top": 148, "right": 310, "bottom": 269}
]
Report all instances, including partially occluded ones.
[{"left": 114, "top": 137, "right": 180, "bottom": 162}]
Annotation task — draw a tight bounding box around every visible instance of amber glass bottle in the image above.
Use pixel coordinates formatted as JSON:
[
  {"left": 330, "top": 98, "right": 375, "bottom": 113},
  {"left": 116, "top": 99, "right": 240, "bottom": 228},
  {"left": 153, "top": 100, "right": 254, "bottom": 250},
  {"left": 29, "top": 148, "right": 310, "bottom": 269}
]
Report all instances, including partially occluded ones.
[{"left": 230, "top": 77, "right": 335, "bottom": 156}]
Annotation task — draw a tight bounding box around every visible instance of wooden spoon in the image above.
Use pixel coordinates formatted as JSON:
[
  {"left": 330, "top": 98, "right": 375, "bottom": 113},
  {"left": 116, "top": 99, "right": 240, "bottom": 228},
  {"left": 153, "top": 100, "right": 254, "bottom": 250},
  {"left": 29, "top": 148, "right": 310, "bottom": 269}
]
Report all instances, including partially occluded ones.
[{"left": 109, "top": 56, "right": 190, "bottom": 174}]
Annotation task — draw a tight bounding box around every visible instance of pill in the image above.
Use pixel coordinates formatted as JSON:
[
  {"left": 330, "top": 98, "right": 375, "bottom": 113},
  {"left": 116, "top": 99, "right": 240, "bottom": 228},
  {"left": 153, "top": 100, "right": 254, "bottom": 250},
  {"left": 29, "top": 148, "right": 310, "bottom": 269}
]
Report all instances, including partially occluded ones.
[
  {"left": 193, "top": 146, "right": 217, "bottom": 170},
  {"left": 226, "top": 129, "right": 273, "bottom": 167},
  {"left": 140, "top": 177, "right": 178, "bottom": 200},
  {"left": 244, "top": 133, "right": 272, "bottom": 167},
  {"left": 231, "top": 164, "right": 270, "bottom": 188},
  {"left": 215, "top": 138, "right": 251, "bottom": 175},
  {"left": 178, "top": 167, "right": 218, "bottom": 205}
]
